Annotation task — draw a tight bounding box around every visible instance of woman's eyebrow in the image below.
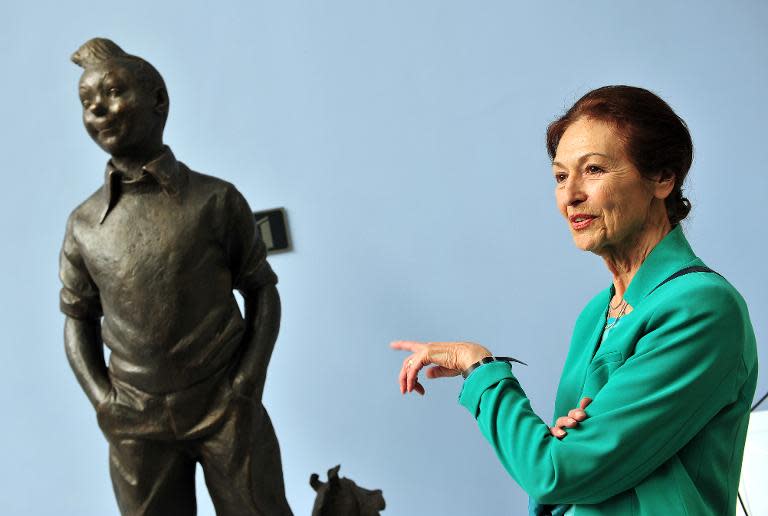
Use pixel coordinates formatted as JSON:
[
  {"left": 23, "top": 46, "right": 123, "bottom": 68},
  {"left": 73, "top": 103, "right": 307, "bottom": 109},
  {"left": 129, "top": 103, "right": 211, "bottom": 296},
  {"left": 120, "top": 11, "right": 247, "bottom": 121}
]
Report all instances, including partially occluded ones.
[
  {"left": 552, "top": 152, "right": 611, "bottom": 168},
  {"left": 578, "top": 152, "right": 610, "bottom": 163}
]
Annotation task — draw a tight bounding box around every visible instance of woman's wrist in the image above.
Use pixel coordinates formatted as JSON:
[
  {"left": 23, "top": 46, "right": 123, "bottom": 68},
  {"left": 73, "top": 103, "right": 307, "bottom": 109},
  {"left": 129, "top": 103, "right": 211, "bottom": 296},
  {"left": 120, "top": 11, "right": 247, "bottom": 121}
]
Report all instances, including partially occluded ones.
[
  {"left": 462, "top": 345, "right": 492, "bottom": 371},
  {"left": 464, "top": 351, "right": 492, "bottom": 370},
  {"left": 462, "top": 355, "right": 527, "bottom": 379}
]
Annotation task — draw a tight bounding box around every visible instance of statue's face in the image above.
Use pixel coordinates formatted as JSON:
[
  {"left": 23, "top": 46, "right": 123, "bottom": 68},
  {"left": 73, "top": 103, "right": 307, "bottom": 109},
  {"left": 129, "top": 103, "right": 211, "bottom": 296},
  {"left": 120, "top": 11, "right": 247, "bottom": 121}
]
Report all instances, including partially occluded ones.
[{"left": 78, "top": 61, "right": 161, "bottom": 157}]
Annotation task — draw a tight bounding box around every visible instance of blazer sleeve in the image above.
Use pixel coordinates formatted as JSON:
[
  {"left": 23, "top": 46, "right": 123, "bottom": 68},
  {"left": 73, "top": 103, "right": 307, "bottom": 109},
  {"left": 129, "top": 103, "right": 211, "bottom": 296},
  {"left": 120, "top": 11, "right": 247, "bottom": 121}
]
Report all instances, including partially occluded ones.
[{"left": 458, "top": 282, "right": 748, "bottom": 505}]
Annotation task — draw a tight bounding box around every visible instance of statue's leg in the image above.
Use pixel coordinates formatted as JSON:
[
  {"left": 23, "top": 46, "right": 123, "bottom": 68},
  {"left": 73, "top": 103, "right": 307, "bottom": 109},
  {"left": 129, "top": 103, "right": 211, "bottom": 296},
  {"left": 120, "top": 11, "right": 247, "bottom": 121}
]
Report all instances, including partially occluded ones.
[
  {"left": 198, "top": 399, "right": 293, "bottom": 516},
  {"left": 106, "top": 436, "right": 197, "bottom": 516}
]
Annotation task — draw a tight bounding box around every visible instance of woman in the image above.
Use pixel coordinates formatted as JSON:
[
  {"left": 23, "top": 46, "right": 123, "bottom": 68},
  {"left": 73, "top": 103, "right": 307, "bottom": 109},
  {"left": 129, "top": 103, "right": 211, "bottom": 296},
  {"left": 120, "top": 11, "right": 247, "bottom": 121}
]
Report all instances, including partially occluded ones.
[{"left": 392, "top": 86, "right": 757, "bottom": 515}]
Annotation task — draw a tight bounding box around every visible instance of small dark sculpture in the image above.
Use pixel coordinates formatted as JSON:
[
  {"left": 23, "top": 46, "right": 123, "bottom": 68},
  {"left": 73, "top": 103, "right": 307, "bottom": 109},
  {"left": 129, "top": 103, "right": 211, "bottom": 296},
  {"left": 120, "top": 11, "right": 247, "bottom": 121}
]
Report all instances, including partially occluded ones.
[
  {"left": 60, "top": 37, "right": 292, "bottom": 516},
  {"left": 310, "top": 465, "right": 386, "bottom": 516}
]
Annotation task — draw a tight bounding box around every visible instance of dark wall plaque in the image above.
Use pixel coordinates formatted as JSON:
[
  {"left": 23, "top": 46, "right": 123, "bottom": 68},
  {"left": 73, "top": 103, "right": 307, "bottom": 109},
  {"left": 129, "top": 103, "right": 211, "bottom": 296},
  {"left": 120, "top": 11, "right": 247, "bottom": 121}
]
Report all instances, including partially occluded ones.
[{"left": 254, "top": 207, "right": 292, "bottom": 253}]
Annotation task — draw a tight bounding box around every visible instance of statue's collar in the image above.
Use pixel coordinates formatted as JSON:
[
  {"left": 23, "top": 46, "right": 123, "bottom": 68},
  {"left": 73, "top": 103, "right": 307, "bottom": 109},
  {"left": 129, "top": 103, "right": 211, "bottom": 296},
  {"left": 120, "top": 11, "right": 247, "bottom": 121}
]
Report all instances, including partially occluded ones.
[{"left": 100, "top": 146, "right": 187, "bottom": 223}]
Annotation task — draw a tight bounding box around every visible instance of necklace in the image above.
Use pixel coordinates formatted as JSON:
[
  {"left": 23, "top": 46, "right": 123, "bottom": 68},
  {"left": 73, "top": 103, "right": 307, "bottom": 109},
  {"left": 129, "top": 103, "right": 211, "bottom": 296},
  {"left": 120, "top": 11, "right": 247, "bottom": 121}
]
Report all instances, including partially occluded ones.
[{"left": 605, "top": 300, "right": 628, "bottom": 330}]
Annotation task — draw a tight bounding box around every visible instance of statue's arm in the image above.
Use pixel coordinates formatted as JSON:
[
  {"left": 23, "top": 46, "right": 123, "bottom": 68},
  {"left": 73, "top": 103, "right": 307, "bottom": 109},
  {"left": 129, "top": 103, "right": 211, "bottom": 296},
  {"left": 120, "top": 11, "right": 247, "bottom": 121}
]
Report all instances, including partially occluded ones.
[
  {"left": 64, "top": 315, "right": 111, "bottom": 410},
  {"left": 232, "top": 284, "right": 281, "bottom": 400},
  {"left": 224, "top": 186, "right": 281, "bottom": 400},
  {"left": 60, "top": 214, "right": 109, "bottom": 409}
]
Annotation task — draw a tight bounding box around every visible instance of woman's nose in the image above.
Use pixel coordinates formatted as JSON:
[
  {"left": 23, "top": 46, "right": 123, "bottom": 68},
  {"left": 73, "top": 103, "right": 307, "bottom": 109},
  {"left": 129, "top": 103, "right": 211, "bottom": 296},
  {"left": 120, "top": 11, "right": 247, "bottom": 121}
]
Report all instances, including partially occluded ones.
[{"left": 565, "top": 175, "right": 587, "bottom": 206}]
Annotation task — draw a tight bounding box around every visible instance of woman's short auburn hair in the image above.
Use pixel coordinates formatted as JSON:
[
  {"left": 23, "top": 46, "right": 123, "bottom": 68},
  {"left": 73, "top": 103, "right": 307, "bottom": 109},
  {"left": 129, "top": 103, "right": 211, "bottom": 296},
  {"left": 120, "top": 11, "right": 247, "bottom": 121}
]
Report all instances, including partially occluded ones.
[{"left": 546, "top": 85, "right": 693, "bottom": 226}]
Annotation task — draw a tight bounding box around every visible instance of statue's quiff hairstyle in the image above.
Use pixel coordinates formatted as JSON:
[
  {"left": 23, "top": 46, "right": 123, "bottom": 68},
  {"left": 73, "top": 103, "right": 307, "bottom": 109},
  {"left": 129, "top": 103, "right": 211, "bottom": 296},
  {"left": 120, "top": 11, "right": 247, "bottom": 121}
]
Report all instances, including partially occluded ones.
[{"left": 72, "top": 38, "right": 169, "bottom": 126}]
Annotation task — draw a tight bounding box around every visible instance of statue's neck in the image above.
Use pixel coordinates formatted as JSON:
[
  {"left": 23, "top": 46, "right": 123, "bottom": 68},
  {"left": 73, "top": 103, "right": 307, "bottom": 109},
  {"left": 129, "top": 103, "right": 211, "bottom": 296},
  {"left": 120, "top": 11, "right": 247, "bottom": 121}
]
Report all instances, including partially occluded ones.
[{"left": 110, "top": 142, "right": 165, "bottom": 180}]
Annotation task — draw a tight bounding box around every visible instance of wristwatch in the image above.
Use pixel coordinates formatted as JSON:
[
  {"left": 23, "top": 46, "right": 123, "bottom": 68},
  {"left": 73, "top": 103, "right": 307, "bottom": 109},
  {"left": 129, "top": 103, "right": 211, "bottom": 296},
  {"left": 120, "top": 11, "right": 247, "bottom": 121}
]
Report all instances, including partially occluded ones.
[{"left": 462, "top": 356, "right": 527, "bottom": 379}]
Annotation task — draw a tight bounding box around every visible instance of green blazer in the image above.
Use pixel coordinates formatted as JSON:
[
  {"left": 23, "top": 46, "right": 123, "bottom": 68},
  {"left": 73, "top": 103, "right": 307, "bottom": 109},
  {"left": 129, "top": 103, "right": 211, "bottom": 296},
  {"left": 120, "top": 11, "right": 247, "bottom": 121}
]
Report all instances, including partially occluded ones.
[{"left": 459, "top": 226, "right": 758, "bottom": 515}]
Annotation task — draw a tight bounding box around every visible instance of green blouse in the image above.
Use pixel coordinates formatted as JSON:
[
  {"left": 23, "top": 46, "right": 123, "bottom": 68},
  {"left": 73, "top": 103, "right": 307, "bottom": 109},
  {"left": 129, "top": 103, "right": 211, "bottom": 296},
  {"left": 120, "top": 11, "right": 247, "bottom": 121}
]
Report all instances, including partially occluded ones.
[{"left": 459, "top": 226, "right": 758, "bottom": 515}]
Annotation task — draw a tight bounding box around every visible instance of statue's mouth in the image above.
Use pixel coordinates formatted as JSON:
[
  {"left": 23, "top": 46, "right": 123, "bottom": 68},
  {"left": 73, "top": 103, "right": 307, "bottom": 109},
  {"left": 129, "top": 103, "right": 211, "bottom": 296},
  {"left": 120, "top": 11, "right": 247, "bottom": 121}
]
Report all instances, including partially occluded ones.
[{"left": 98, "top": 125, "right": 119, "bottom": 137}]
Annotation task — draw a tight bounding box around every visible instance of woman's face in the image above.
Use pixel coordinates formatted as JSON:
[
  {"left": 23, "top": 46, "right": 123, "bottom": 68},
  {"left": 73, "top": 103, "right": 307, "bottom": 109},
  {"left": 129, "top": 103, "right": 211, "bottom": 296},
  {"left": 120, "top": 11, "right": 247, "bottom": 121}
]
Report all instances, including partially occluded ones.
[{"left": 552, "top": 117, "right": 668, "bottom": 255}]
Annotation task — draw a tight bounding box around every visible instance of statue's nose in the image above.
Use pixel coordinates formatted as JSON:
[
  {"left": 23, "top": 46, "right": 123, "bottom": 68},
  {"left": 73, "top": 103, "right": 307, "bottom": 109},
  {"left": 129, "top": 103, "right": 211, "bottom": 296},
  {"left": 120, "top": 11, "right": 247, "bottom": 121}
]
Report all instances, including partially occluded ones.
[{"left": 86, "top": 95, "right": 107, "bottom": 116}]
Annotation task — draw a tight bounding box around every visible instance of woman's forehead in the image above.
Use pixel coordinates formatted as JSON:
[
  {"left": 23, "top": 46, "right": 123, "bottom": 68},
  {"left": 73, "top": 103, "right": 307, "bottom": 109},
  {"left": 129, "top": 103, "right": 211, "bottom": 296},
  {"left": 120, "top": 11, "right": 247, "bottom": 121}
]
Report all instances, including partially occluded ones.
[{"left": 555, "top": 118, "right": 625, "bottom": 163}]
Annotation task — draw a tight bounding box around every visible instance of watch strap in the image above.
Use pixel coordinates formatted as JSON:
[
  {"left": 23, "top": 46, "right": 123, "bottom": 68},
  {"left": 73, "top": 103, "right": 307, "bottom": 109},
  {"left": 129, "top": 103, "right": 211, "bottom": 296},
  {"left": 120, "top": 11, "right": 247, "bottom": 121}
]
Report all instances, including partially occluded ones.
[{"left": 462, "top": 356, "right": 527, "bottom": 379}]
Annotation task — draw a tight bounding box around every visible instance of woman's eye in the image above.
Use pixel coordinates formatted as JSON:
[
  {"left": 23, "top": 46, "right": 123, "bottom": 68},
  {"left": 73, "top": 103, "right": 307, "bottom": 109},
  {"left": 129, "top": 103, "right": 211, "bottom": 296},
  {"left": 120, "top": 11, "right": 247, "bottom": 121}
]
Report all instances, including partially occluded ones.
[
  {"left": 554, "top": 173, "right": 567, "bottom": 184},
  {"left": 586, "top": 165, "right": 605, "bottom": 174}
]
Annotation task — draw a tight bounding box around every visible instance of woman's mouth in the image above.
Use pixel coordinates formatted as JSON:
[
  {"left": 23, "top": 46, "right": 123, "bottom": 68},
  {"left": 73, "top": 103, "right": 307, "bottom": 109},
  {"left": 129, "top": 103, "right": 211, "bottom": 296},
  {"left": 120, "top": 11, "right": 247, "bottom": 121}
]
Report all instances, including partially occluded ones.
[{"left": 569, "top": 214, "right": 597, "bottom": 230}]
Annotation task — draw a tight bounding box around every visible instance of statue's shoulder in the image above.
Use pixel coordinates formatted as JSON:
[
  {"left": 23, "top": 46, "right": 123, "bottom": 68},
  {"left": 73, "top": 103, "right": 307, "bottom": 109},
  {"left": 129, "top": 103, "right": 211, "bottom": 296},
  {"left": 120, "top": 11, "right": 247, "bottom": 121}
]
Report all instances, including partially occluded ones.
[
  {"left": 182, "top": 164, "right": 243, "bottom": 201},
  {"left": 184, "top": 163, "right": 235, "bottom": 188},
  {"left": 66, "top": 185, "right": 106, "bottom": 228}
]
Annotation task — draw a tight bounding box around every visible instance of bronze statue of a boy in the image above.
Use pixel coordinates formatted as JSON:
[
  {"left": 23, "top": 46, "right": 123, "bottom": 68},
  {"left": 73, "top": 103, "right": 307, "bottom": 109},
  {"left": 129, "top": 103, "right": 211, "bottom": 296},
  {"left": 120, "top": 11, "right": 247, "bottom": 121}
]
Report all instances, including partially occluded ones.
[{"left": 60, "top": 38, "right": 292, "bottom": 516}]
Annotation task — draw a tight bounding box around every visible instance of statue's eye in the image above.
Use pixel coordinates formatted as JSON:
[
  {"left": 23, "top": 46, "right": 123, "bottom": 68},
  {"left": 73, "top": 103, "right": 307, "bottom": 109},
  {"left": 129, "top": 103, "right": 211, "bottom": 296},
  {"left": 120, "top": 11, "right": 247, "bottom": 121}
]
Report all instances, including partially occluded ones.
[
  {"left": 81, "top": 98, "right": 90, "bottom": 107},
  {"left": 107, "top": 87, "right": 121, "bottom": 97}
]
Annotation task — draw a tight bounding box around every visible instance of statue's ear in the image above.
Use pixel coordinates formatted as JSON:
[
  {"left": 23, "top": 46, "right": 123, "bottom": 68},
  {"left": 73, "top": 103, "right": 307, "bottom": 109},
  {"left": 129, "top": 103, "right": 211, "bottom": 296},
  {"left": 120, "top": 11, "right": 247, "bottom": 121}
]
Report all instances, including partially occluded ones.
[
  {"left": 309, "top": 473, "right": 322, "bottom": 491},
  {"left": 154, "top": 87, "right": 169, "bottom": 116}
]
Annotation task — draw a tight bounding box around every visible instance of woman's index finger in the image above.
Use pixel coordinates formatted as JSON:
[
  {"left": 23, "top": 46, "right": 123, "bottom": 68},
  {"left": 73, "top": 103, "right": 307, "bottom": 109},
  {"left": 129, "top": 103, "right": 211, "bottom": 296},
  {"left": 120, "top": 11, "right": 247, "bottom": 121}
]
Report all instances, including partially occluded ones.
[{"left": 390, "top": 340, "right": 425, "bottom": 352}]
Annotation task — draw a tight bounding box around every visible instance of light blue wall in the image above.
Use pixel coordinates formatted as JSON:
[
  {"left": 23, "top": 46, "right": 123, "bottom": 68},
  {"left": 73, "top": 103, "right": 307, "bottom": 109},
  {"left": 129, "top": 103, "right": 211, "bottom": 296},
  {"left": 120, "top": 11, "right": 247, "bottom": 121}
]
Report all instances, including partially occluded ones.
[{"left": 1, "top": 1, "right": 765, "bottom": 515}]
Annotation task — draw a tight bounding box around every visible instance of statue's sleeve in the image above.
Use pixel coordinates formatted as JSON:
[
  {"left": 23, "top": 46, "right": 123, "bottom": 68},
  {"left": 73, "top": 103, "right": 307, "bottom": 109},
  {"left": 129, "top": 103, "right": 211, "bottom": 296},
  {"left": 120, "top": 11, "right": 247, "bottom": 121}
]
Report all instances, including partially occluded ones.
[
  {"left": 224, "top": 185, "right": 278, "bottom": 294},
  {"left": 59, "top": 214, "right": 103, "bottom": 320}
]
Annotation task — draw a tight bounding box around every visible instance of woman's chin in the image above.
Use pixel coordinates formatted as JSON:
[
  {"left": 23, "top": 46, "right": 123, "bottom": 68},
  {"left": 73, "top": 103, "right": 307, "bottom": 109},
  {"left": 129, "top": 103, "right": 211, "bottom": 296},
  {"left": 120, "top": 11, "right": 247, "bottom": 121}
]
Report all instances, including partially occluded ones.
[{"left": 572, "top": 233, "right": 601, "bottom": 253}]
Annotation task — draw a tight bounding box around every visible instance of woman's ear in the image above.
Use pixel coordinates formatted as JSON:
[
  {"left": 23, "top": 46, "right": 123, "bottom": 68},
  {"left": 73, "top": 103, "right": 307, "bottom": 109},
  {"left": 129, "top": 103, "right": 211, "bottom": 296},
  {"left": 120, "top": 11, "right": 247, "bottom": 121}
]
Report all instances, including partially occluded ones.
[{"left": 654, "top": 169, "right": 676, "bottom": 200}]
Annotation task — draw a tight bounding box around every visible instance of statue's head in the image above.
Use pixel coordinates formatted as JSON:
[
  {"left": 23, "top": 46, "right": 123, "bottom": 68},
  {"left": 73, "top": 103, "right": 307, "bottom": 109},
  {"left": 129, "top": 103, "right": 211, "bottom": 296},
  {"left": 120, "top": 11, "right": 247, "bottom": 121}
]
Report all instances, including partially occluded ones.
[{"left": 72, "top": 38, "right": 169, "bottom": 157}]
